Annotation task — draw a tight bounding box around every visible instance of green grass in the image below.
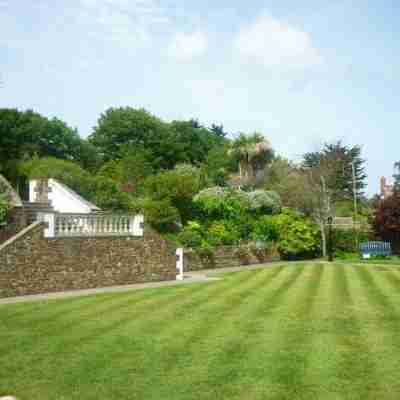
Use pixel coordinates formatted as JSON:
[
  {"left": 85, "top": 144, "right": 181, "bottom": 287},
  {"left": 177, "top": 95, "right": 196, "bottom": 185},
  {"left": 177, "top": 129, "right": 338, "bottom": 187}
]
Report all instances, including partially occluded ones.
[{"left": 2, "top": 262, "right": 400, "bottom": 399}]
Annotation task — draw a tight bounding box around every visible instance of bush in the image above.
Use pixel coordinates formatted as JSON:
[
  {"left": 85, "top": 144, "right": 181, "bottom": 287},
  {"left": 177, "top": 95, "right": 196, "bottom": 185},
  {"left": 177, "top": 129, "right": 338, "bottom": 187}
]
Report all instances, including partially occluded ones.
[
  {"left": 144, "top": 168, "right": 200, "bottom": 226},
  {"left": 247, "top": 190, "right": 281, "bottom": 215},
  {"left": 334, "top": 229, "right": 371, "bottom": 254},
  {"left": 194, "top": 187, "right": 249, "bottom": 221},
  {"left": 273, "top": 208, "right": 320, "bottom": 259},
  {"left": 0, "top": 195, "right": 10, "bottom": 225},
  {"left": 142, "top": 198, "right": 180, "bottom": 232},
  {"left": 208, "top": 221, "right": 240, "bottom": 246},
  {"left": 252, "top": 215, "right": 279, "bottom": 242},
  {"left": 178, "top": 226, "right": 203, "bottom": 248},
  {"left": 20, "top": 157, "right": 92, "bottom": 200}
]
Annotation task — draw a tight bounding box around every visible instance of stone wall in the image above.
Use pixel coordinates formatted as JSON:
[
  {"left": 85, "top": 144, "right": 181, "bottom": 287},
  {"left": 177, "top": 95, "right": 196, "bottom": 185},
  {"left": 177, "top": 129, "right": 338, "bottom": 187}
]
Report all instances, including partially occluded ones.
[
  {"left": 0, "top": 222, "right": 176, "bottom": 298},
  {"left": 184, "top": 245, "right": 279, "bottom": 271},
  {"left": 0, "top": 207, "right": 27, "bottom": 245}
]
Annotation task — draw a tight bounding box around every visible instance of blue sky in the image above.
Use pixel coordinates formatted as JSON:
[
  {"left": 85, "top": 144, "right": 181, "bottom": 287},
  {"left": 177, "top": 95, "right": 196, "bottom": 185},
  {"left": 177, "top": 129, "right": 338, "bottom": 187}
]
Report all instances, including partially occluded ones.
[{"left": 1, "top": 0, "right": 399, "bottom": 195}]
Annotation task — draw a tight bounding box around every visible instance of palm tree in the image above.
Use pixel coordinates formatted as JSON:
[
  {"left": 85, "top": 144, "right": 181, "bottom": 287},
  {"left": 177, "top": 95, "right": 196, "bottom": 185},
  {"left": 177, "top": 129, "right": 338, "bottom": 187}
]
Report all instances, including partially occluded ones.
[{"left": 230, "top": 133, "right": 273, "bottom": 180}]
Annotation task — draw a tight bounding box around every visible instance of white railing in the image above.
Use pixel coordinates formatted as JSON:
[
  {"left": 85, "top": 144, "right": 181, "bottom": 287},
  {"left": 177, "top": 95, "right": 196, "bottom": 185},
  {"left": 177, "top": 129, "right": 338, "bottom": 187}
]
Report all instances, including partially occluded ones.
[{"left": 38, "top": 213, "right": 144, "bottom": 238}]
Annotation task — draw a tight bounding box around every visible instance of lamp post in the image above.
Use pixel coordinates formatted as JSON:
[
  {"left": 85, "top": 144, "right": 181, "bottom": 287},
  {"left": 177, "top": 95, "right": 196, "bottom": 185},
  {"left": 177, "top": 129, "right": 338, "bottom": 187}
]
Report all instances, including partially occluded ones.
[{"left": 327, "top": 216, "right": 334, "bottom": 262}]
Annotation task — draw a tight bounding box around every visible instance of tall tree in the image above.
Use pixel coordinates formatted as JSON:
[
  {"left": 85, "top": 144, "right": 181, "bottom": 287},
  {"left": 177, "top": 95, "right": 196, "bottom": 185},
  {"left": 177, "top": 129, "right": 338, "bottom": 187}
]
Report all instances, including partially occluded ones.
[
  {"left": 89, "top": 107, "right": 168, "bottom": 163},
  {"left": 303, "top": 141, "right": 366, "bottom": 201},
  {"left": 0, "top": 108, "right": 92, "bottom": 188},
  {"left": 230, "top": 133, "right": 274, "bottom": 182}
]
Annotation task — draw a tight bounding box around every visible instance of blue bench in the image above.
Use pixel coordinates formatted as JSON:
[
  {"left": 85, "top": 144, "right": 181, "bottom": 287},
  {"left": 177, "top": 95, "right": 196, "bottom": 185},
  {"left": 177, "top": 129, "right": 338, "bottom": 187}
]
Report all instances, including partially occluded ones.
[{"left": 359, "top": 241, "right": 392, "bottom": 258}]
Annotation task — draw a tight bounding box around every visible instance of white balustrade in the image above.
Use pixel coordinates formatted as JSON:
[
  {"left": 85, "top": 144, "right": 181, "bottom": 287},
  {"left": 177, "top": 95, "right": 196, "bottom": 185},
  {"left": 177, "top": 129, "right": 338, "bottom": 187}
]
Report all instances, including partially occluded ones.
[{"left": 52, "top": 213, "right": 144, "bottom": 238}]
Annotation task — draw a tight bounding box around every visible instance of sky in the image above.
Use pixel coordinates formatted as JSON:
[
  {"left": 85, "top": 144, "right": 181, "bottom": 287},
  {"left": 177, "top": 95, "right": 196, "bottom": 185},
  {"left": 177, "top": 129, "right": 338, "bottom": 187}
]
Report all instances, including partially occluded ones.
[{"left": 1, "top": 0, "right": 399, "bottom": 196}]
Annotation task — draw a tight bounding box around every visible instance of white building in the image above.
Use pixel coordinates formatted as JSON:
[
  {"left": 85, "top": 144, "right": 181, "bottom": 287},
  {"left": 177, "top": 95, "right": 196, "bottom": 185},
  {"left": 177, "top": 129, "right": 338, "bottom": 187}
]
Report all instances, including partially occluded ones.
[{"left": 29, "top": 179, "right": 101, "bottom": 214}]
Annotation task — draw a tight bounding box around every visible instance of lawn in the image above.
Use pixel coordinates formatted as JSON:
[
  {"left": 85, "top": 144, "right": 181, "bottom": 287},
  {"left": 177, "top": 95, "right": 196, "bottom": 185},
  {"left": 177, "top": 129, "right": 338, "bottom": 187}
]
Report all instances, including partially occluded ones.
[{"left": 2, "top": 262, "right": 400, "bottom": 399}]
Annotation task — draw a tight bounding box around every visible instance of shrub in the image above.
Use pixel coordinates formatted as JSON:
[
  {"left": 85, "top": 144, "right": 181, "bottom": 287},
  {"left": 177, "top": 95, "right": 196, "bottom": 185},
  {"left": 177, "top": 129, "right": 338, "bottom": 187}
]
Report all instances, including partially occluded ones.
[
  {"left": 141, "top": 198, "right": 180, "bottom": 232},
  {"left": 194, "top": 187, "right": 249, "bottom": 221},
  {"left": 208, "top": 221, "right": 240, "bottom": 246},
  {"left": 252, "top": 215, "right": 279, "bottom": 242},
  {"left": 90, "top": 176, "right": 132, "bottom": 211},
  {"left": 334, "top": 229, "right": 371, "bottom": 254},
  {"left": 178, "top": 226, "right": 203, "bottom": 248},
  {"left": 144, "top": 168, "right": 200, "bottom": 226},
  {"left": 247, "top": 190, "right": 281, "bottom": 215},
  {"left": 273, "top": 208, "right": 320, "bottom": 259},
  {"left": 20, "top": 157, "right": 92, "bottom": 200},
  {"left": 0, "top": 194, "right": 10, "bottom": 225}
]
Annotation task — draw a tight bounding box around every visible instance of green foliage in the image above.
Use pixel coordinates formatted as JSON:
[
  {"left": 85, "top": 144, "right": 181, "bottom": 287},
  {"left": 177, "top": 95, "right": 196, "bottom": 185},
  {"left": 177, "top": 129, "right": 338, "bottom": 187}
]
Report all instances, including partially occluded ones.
[
  {"left": 89, "top": 109, "right": 226, "bottom": 171},
  {"left": 230, "top": 132, "right": 274, "bottom": 179},
  {"left": 272, "top": 208, "right": 320, "bottom": 258},
  {"left": 208, "top": 221, "right": 240, "bottom": 246},
  {"left": 0, "top": 194, "right": 10, "bottom": 225},
  {"left": 252, "top": 215, "right": 279, "bottom": 242},
  {"left": 303, "top": 140, "right": 366, "bottom": 200},
  {"left": 0, "top": 108, "right": 95, "bottom": 185},
  {"left": 247, "top": 190, "right": 281, "bottom": 215},
  {"left": 177, "top": 225, "right": 203, "bottom": 248},
  {"left": 89, "top": 107, "right": 167, "bottom": 163},
  {"left": 334, "top": 229, "right": 371, "bottom": 254},
  {"left": 200, "top": 145, "right": 234, "bottom": 186},
  {"left": 20, "top": 157, "right": 132, "bottom": 211},
  {"left": 144, "top": 167, "right": 201, "bottom": 226},
  {"left": 142, "top": 198, "right": 180, "bottom": 232},
  {"left": 194, "top": 187, "right": 249, "bottom": 221},
  {"left": 89, "top": 176, "right": 132, "bottom": 211},
  {"left": 20, "top": 157, "right": 92, "bottom": 199}
]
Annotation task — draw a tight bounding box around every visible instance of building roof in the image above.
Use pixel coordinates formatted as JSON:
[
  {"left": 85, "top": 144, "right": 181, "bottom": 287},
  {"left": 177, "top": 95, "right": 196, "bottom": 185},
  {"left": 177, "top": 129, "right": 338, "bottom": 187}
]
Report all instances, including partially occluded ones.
[
  {"left": 52, "top": 179, "right": 101, "bottom": 211},
  {"left": 0, "top": 174, "right": 23, "bottom": 207}
]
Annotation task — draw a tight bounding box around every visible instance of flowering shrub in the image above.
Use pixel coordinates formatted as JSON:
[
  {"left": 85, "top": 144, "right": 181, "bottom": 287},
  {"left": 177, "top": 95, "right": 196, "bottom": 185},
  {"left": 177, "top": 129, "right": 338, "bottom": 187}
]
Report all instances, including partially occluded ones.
[{"left": 247, "top": 190, "right": 281, "bottom": 215}]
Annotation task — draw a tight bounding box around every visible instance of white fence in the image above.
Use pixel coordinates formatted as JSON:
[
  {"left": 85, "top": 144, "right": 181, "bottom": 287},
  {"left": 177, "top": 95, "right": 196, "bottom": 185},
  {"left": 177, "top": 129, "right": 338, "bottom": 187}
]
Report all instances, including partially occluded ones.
[{"left": 38, "top": 213, "right": 144, "bottom": 238}]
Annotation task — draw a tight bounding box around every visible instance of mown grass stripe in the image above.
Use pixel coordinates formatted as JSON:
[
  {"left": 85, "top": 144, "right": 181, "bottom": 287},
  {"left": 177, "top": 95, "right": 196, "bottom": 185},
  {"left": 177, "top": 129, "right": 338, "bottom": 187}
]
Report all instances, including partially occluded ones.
[
  {"left": 156, "top": 265, "right": 310, "bottom": 400},
  {"left": 255, "top": 263, "right": 325, "bottom": 400},
  {"left": 339, "top": 265, "right": 395, "bottom": 397},
  {"left": 59, "top": 267, "right": 289, "bottom": 395},
  {"left": 352, "top": 266, "right": 400, "bottom": 388},
  {"left": 0, "top": 267, "right": 279, "bottom": 393}
]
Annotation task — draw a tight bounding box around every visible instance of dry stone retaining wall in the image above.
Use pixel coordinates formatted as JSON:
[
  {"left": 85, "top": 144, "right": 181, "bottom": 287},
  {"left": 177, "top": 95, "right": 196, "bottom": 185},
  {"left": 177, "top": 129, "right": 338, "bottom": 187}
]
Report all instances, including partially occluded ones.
[
  {"left": 184, "top": 246, "right": 279, "bottom": 271},
  {"left": 0, "top": 222, "right": 176, "bottom": 298}
]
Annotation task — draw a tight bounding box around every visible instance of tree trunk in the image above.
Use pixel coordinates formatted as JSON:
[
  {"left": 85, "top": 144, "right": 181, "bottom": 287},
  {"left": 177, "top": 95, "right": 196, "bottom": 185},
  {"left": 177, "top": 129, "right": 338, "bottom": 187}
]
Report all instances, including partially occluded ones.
[{"left": 319, "top": 221, "right": 327, "bottom": 257}]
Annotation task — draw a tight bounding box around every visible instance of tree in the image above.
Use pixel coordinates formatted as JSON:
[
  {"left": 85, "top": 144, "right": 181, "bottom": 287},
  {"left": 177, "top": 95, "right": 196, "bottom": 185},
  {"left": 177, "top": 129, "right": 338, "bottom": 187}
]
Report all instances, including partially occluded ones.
[
  {"left": 0, "top": 108, "right": 90, "bottom": 188},
  {"left": 19, "top": 157, "right": 93, "bottom": 200},
  {"left": 303, "top": 141, "right": 366, "bottom": 201},
  {"left": 144, "top": 166, "right": 201, "bottom": 226},
  {"left": 266, "top": 160, "right": 334, "bottom": 256},
  {"left": 169, "top": 120, "right": 226, "bottom": 166},
  {"left": 210, "top": 124, "right": 228, "bottom": 139},
  {"left": 89, "top": 107, "right": 169, "bottom": 164},
  {"left": 200, "top": 144, "right": 234, "bottom": 186},
  {"left": 230, "top": 133, "right": 274, "bottom": 184},
  {"left": 393, "top": 161, "right": 400, "bottom": 191},
  {"left": 263, "top": 157, "right": 295, "bottom": 191},
  {"left": 372, "top": 192, "right": 400, "bottom": 253}
]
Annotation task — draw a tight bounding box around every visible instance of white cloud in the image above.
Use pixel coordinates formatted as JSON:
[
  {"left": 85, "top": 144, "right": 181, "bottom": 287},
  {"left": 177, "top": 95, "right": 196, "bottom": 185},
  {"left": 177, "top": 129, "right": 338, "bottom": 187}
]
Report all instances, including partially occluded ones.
[
  {"left": 78, "top": 0, "right": 169, "bottom": 47},
  {"left": 168, "top": 31, "right": 208, "bottom": 61},
  {"left": 234, "top": 15, "right": 322, "bottom": 68}
]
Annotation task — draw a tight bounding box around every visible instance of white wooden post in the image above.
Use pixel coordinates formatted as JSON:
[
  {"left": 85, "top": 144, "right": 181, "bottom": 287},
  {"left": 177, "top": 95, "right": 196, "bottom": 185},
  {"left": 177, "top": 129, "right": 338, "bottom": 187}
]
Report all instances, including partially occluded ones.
[
  {"left": 176, "top": 248, "right": 184, "bottom": 281},
  {"left": 132, "top": 214, "right": 144, "bottom": 236},
  {"left": 38, "top": 212, "right": 55, "bottom": 238}
]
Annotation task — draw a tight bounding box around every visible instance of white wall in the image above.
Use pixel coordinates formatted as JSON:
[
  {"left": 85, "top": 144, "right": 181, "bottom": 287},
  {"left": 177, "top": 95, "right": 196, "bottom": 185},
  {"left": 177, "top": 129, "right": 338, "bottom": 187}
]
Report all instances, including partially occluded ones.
[{"left": 30, "top": 179, "right": 92, "bottom": 214}]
